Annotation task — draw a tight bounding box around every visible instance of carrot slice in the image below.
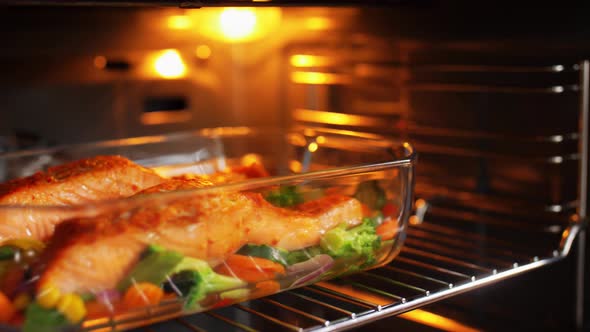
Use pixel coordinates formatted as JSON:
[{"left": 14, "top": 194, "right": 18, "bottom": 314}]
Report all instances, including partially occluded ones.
[
  {"left": 360, "top": 203, "right": 373, "bottom": 217},
  {"left": 376, "top": 220, "right": 398, "bottom": 241},
  {"left": 215, "top": 255, "right": 285, "bottom": 283},
  {"left": 122, "top": 282, "right": 164, "bottom": 310},
  {"left": 211, "top": 298, "right": 234, "bottom": 309},
  {"left": 252, "top": 280, "right": 281, "bottom": 298},
  {"left": 0, "top": 291, "right": 15, "bottom": 323},
  {"left": 381, "top": 203, "right": 398, "bottom": 218}
]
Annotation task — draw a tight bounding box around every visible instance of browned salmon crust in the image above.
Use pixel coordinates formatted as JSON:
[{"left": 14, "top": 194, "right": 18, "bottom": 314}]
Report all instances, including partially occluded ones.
[
  {"left": 0, "top": 155, "right": 164, "bottom": 242},
  {"left": 37, "top": 178, "right": 363, "bottom": 294},
  {"left": 37, "top": 177, "right": 248, "bottom": 294}
]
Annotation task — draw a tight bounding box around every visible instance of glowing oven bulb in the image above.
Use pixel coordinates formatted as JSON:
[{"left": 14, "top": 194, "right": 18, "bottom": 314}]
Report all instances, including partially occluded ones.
[
  {"left": 153, "top": 50, "right": 186, "bottom": 79},
  {"left": 219, "top": 8, "right": 257, "bottom": 41}
]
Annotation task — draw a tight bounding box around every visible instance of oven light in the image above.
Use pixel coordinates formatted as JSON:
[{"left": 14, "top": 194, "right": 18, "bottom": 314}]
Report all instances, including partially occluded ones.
[
  {"left": 153, "top": 49, "right": 187, "bottom": 79},
  {"left": 290, "top": 55, "right": 333, "bottom": 68},
  {"left": 189, "top": 8, "right": 280, "bottom": 43},
  {"left": 167, "top": 15, "right": 192, "bottom": 30},
  {"left": 291, "top": 55, "right": 316, "bottom": 67},
  {"left": 291, "top": 71, "right": 349, "bottom": 85},
  {"left": 308, "top": 142, "right": 319, "bottom": 153},
  {"left": 219, "top": 8, "right": 257, "bottom": 41},
  {"left": 294, "top": 109, "right": 381, "bottom": 127},
  {"left": 305, "top": 17, "right": 333, "bottom": 30}
]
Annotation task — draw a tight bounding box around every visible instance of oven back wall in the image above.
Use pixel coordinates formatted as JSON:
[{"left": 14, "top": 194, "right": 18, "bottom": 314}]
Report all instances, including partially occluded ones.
[{"left": 0, "top": 7, "right": 286, "bottom": 145}]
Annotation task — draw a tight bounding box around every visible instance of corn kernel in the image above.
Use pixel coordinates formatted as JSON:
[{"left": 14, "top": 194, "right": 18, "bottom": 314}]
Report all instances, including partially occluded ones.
[
  {"left": 56, "top": 293, "right": 86, "bottom": 324},
  {"left": 37, "top": 283, "right": 61, "bottom": 309},
  {"left": 1, "top": 238, "right": 45, "bottom": 252},
  {"left": 12, "top": 293, "right": 31, "bottom": 311}
]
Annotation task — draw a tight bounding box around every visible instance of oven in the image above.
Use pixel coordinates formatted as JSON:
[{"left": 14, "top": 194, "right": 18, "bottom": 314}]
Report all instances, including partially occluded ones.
[{"left": 0, "top": 1, "right": 587, "bottom": 331}]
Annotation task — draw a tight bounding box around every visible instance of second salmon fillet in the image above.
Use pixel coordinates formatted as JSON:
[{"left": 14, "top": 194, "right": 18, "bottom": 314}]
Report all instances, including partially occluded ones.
[
  {"left": 37, "top": 177, "right": 363, "bottom": 294},
  {"left": 0, "top": 155, "right": 164, "bottom": 242}
]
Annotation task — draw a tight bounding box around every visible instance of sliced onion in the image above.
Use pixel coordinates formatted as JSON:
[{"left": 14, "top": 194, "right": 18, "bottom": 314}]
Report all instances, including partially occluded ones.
[{"left": 287, "top": 254, "right": 334, "bottom": 288}]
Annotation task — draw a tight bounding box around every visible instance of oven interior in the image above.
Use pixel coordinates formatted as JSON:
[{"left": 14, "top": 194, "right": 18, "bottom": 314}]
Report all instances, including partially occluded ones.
[{"left": 0, "top": 2, "right": 588, "bottom": 331}]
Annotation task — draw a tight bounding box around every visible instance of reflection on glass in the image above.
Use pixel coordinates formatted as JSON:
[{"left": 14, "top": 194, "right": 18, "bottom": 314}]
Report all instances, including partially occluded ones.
[
  {"left": 291, "top": 71, "right": 348, "bottom": 85},
  {"left": 195, "top": 45, "right": 212, "bottom": 60}
]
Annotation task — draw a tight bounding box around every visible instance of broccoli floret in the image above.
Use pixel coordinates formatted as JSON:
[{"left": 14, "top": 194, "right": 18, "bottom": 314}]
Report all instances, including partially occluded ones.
[
  {"left": 264, "top": 185, "right": 303, "bottom": 207},
  {"left": 118, "top": 245, "right": 184, "bottom": 291},
  {"left": 285, "top": 245, "right": 324, "bottom": 265},
  {"left": 23, "top": 303, "right": 70, "bottom": 332},
  {"left": 167, "top": 257, "right": 247, "bottom": 310},
  {"left": 320, "top": 218, "right": 381, "bottom": 266}
]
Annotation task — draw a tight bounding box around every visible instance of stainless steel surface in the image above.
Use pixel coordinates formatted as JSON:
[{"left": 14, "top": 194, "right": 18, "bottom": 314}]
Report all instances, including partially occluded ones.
[{"left": 575, "top": 60, "right": 589, "bottom": 329}]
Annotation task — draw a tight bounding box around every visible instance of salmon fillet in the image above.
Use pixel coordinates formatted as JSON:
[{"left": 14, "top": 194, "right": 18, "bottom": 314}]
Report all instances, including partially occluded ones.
[
  {"left": 0, "top": 155, "right": 163, "bottom": 242},
  {"left": 243, "top": 193, "right": 364, "bottom": 250},
  {"left": 37, "top": 178, "right": 363, "bottom": 294},
  {"left": 37, "top": 177, "right": 248, "bottom": 294}
]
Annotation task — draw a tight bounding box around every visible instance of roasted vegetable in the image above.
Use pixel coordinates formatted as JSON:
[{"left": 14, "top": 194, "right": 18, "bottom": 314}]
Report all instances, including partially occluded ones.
[
  {"left": 122, "top": 282, "right": 164, "bottom": 310},
  {"left": 37, "top": 283, "right": 62, "bottom": 309},
  {"left": 56, "top": 293, "right": 86, "bottom": 323},
  {"left": 285, "top": 246, "right": 323, "bottom": 265},
  {"left": 237, "top": 244, "right": 289, "bottom": 266},
  {"left": 0, "top": 290, "right": 15, "bottom": 323},
  {"left": 23, "top": 303, "right": 69, "bottom": 332},
  {"left": 320, "top": 217, "right": 381, "bottom": 266},
  {"left": 354, "top": 180, "right": 386, "bottom": 211},
  {"left": 215, "top": 255, "right": 286, "bottom": 283},
  {"left": 264, "top": 185, "right": 303, "bottom": 207},
  {"left": 376, "top": 220, "right": 398, "bottom": 241},
  {"left": 117, "top": 245, "right": 183, "bottom": 291},
  {"left": 0, "top": 247, "right": 15, "bottom": 261},
  {"left": 166, "top": 257, "right": 246, "bottom": 310}
]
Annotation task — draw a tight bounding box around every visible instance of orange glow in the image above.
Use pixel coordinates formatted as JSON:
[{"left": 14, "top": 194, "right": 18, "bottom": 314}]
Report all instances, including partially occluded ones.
[
  {"left": 289, "top": 160, "right": 302, "bottom": 173},
  {"left": 167, "top": 15, "right": 192, "bottom": 30},
  {"left": 195, "top": 45, "right": 212, "bottom": 60},
  {"left": 241, "top": 153, "right": 263, "bottom": 166},
  {"left": 294, "top": 109, "right": 382, "bottom": 127},
  {"left": 190, "top": 8, "right": 281, "bottom": 43},
  {"left": 290, "top": 55, "right": 332, "bottom": 68},
  {"left": 401, "top": 310, "right": 480, "bottom": 332},
  {"left": 291, "top": 71, "right": 349, "bottom": 85},
  {"left": 409, "top": 215, "right": 421, "bottom": 225},
  {"left": 416, "top": 198, "right": 426, "bottom": 209},
  {"left": 308, "top": 142, "right": 319, "bottom": 153},
  {"left": 140, "top": 111, "right": 191, "bottom": 125},
  {"left": 317, "top": 282, "right": 479, "bottom": 332},
  {"left": 305, "top": 17, "right": 333, "bottom": 30},
  {"left": 153, "top": 49, "right": 186, "bottom": 79},
  {"left": 93, "top": 56, "right": 106, "bottom": 69},
  {"left": 219, "top": 8, "right": 257, "bottom": 40},
  {"left": 316, "top": 135, "right": 326, "bottom": 144}
]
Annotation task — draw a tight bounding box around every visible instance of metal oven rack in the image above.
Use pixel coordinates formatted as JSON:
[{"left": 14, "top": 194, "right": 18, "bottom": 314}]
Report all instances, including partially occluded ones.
[
  {"left": 125, "top": 212, "right": 580, "bottom": 332},
  {"left": 123, "top": 56, "right": 589, "bottom": 331}
]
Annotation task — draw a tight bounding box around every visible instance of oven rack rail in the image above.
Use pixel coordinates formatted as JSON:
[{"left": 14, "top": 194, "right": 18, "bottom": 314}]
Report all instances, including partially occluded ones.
[{"left": 118, "top": 210, "right": 582, "bottom": 332}]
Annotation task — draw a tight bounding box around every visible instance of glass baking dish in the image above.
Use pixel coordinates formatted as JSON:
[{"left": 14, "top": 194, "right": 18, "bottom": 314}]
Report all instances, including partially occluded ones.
[{"left": 0, "top": 127, "right": 415, "bottom": 332}]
